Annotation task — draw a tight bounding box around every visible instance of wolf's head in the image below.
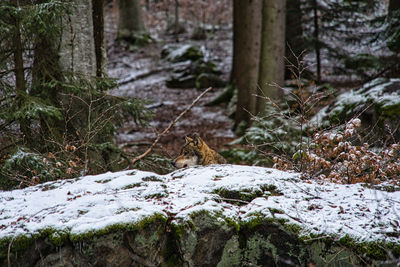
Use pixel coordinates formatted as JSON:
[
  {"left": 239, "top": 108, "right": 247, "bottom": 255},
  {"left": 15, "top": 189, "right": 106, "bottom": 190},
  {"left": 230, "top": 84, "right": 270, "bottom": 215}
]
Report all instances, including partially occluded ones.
[{"left": 171, "top": 134, "right": 205, "bottom": 168}]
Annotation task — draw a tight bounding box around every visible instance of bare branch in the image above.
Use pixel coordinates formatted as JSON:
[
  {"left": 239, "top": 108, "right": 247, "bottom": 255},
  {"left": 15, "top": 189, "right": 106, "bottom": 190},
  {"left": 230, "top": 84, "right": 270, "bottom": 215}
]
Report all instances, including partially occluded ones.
[{"left": 130, "top": 87, "right": 213, "bottom": 166}]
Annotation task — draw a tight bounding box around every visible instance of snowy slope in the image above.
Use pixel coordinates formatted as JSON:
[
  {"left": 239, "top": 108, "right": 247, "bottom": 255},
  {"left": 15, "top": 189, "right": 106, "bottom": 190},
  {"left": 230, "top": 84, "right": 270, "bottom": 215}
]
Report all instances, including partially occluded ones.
[{"left": 0, "top": 165, "right": 399, "bottom": 245}]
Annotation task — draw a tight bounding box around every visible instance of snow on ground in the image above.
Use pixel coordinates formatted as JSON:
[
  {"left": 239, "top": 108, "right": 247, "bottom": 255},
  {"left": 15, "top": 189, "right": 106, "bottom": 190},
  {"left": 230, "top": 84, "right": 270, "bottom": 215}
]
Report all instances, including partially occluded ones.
[{"left": 0, "top": 165, "right": 399, "bottom": 245}]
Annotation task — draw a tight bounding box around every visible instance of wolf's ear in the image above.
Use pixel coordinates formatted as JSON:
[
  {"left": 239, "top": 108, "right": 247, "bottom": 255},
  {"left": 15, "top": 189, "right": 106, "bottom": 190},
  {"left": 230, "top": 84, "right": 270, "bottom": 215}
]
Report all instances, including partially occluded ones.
[
  {"left": 184, "top": 136, "right": 193, "bottom": 143},
  {"left": 192, "top": 134, "right": 203, "bottom": 147}
]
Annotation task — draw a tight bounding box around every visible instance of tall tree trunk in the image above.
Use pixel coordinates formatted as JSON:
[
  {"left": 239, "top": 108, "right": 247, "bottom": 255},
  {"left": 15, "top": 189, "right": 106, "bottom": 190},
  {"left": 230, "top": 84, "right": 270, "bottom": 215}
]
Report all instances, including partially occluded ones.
[
  {"left": 388, "top": 0, "right": 400, "bottom": 77},
  {"left": 58, "top": 0, "right": 105, "bottom": 138},
  {"left": 92, "top": 0, "right": 106, "bottom": 77},
  {"left": 256, "top": 0, "right": 286, "bottom": 114},
  {"left": 118, "top": 0, "right": 145, "bottom": 41},
  {"left": 174, "top": 0, "right": 179, "bottom": 42},
  {"left": 12, "top": 6, "right": 30, "bottom": 138},
  {"left": 389, "top": 0, "right": 400, "bottom": 14},
  {"left": 59, "top": 0, "right": 97, "bottom": 76},
  {"left": 285, "top": 0, "right": 304, "bottom": 79},
  {"left": 313, "top": 0, "right": 321, "bottom": 83},
  {"left": 232, "top": 0, "right": 262, "bottom": 129},
  {"left": 13, "top": 20, "right": 25, "bottom": 97}
]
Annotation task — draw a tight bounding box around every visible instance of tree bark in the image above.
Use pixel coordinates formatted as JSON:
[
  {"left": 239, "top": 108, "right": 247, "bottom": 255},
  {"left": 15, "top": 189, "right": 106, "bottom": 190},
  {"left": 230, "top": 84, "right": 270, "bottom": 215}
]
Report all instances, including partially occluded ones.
[
  {"left": 285, "top": 0, "right": 304, "bottom": 79},
  {"left": 232, "top": 0, "right": 262, "bottom": 129},
  {"left": 256, "top": 0, "right": 286, "bottom": 114},
  {"left": 92, "top": 0, "right": 107, "bottom": 77},
  {"left": 389, "top": 0, "right": 400, "bottom": 14},
  {"left": 12, "top": 2, "right": 30, "bottom": 138},
  {"left": 13, "top": 15, "right": 25, "bottom": 97},
  {"left": 313, "top": 0, "right": 321, "bottom": 83},
  {"left": 174, "top": 0, "right": 179, "bottom": 41},
  {"left": 59, "top": 0, "right": 97, "bottom": 77},
  {"left": 118, "top": 0, "right": 145, "bottom": 40}
]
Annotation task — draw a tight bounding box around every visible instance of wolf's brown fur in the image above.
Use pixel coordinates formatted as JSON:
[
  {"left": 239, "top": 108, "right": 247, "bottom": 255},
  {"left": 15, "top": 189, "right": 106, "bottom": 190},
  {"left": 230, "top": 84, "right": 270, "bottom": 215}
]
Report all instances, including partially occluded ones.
[{"left": 172, "top": 134, "right": 226, "bottom": 168}]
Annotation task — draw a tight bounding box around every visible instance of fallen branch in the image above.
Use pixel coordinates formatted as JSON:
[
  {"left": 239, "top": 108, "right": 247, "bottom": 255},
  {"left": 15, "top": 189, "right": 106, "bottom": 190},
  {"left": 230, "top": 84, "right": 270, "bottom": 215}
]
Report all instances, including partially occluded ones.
[
  {"left": 118, "top": 66, "right": 174, "bottom": 86},
  {"left": 130, "top": 87, "right": 213, "bottom": 166}
]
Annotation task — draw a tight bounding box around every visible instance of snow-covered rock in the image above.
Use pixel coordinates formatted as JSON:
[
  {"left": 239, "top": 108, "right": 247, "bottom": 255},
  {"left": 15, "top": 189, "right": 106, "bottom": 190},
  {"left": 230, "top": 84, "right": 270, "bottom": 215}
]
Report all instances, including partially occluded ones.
[
  {"left": 1, "top": 165, "right": 399, "bottom": 266},
  {"left": 311, "top": 78, "right": 400, "bottom": 135}
]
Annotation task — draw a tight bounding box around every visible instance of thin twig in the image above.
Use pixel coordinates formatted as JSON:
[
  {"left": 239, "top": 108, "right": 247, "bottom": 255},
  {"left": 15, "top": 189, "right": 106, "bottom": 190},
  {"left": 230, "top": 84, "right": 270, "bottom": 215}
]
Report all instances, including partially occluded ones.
[
  {"left": 130, "top": 87, "right": 213, "bottom": 166},
  {"left": 8, "top": 236, "right": 15, "bottom": 267}
]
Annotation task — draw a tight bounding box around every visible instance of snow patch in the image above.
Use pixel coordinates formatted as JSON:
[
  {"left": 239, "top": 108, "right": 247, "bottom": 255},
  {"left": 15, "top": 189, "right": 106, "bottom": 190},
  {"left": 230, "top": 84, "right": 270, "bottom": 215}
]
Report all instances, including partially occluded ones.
[{"left": 0, "top": 165, "right": 399, "bottom": 245}]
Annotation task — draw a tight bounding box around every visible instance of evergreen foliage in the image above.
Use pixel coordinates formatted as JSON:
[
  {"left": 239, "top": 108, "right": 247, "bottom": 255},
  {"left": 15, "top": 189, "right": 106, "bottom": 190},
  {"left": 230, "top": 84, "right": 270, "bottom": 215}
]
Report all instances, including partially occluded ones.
[
  {"left": 301, "top": 0, "right": 398, "bottom": 80},
  {"left": 0, "top": 0, "right": 152, "bottom": 189}
]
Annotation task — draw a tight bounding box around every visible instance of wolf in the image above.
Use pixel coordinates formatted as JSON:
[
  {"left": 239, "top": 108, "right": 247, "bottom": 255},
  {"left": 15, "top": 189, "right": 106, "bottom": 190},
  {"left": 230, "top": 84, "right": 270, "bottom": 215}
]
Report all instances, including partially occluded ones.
[{"left": 171, "top": 134, "right": 227, "bottom": 168}]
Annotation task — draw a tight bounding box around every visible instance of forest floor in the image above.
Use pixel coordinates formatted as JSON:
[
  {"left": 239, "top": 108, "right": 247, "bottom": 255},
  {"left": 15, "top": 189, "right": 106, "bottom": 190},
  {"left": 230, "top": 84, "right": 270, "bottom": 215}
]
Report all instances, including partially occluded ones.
[{"left": 105, "top": 3, "right": 236, "bottom": 162}]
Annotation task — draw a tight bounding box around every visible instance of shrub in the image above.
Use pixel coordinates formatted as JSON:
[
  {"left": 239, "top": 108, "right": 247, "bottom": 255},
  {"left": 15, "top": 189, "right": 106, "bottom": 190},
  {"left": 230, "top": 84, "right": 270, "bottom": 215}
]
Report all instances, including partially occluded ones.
[{"left": 274, "top": 118, "right": 400, "bottom": 185}]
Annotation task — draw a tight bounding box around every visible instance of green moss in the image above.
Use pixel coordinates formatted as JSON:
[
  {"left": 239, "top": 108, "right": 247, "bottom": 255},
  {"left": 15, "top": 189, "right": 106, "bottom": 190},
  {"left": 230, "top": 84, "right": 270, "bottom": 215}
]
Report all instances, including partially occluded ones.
[
  {"left": 337, "top": 234, "right": 389, "bottom": 261},
  {"left": 70, "top": 230, "right": 95, "bottom": 243},
  {"left": 40, "top": 184, "right": 58, "bottom": 191},
  {"left": 95, "top": 179, "right": 112, "bottom": 183},
  {"left": 68, "top": 213, "right": 167, "bottom": 243},
  {"left": 364, "top": 242, "right": 386, "bottom": 260},
  {"left": 213, "top": 188, "right": 264, "bottom": 205},
  {"left": 137, "top": 213, "right": 167, "bottom": 229},
  {"left": 268, "top": 207, "right": 285, "bottom": 214},
  {"left": 188, "top": 209, "right": 213, "bottom": 221},
  {"left": 0, "top": 234, "right": 34, "bottom": 262},
  {"left": 298, "top": 232, "right": 323, "bottom": 244},
  {"left": 376, "top": 101, "right": 400, "bottom": 119},
  {"left": 260, "top": 184, "right": 283, "bottom": 196},
  {"left": 115, "top": 207, "right": 140, "bottom": 214},
  {"left": 0, "top": 238, "right": 10, "bottom": 261},
  {"left": 224, "top": 217, "right": 240, "bottom": 233},
  {"left": 386, "top": 242, "right": 400, "bottom": 257},
  {"left": 142, "top": 176, "right": 163, "bottom": 182},
  {"left": 283, "top": 223, "right": 302, "bottom": 235},
  {"left": 48, "top": 230, "right": 69, "bottom": 246},
  {"left": 121, "top": 182, "right": 142, "bottom": 190},
  {"left": 242, "top": 212, "right": 274, "bottom": 230},
  {"left": 144, "top": 192, "right": 169, "bottom": 199}
]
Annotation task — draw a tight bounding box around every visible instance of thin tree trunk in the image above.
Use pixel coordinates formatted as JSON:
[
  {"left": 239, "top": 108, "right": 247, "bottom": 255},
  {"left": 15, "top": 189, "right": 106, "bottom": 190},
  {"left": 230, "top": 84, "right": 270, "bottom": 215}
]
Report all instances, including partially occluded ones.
[
  {"left": 92, "top": 0, "right": 106, "bottom": 77},
  {"left": 389, "top": 0, "right": 400, "bottom": 14},
  {"left": 232, "top": 0, "right": 262, "bottom": 129},
  {"left": 285, "top": 0, "right": 304, "bottom": 79},
  {"left": 256, "top": 0, "right": 286, "bottom": 114},
  {"left": 313, "top": 0, "right": 321, "bottom": 83},
  {"left": 12, "top": 0, "right": 30, "bottom": 138},
  {"left": 174, "top": 0, "right": 179, "bottom": 42},
  {"left": 13, "top": 20, "right": 25, "bottom": 97}
]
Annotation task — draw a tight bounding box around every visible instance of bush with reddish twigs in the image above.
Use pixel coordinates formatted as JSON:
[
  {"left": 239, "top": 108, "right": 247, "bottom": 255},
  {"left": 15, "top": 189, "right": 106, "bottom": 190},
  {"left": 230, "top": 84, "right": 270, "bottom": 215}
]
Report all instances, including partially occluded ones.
[{"left": 273, "top": 118, "right": 400, "bottom": 185}]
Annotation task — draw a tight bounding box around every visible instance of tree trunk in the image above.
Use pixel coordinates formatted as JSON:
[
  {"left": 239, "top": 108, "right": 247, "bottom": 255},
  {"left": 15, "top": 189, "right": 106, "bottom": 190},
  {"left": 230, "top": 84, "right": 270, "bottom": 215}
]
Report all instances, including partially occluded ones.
[
  {"left": 389, "top": 0, "right": 400, "bottom": 14},
  {"left": 174, "top": 0, "right": 179, "bottom": 42},
  {"left": 285, "top": 0, "right": 304, "bottom": 79},
  {"left": 118, "top": 0, "right": 145, "bottom": 40},
  {"left": 256, "top": 0, "right": 286, "bottom": 114},
  {"left": 232, "top": 0, "right": 262, "bottom": 129},
  {"left": 12, "top": 2, "right": 30, "bottom": 138},
  {"left": 92, "top": 0, "right": 107, "bottom": 77},
  {"left": 59, "top": 0, "right": 97, "bottom": 76},
  {"left": 313, "top": 0, "right": 321, "bottom": 83}
]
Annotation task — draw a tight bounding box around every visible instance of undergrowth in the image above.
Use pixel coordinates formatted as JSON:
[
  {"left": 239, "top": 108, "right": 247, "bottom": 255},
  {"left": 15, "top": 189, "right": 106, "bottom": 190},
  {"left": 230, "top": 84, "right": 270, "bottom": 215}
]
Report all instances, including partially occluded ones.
[
  {"left": 231, "top": 50, "right": 400, "bottom": 186},
  {"left": 273, "top": 118, "right": 400, "bottom": 185}
]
